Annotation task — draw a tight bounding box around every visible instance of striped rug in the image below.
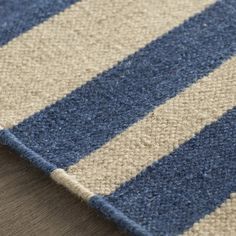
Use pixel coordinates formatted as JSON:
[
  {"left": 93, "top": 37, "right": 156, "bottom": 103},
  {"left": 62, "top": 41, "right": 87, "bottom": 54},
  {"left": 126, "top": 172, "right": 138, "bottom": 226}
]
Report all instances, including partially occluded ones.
[{"left": 0, "top": 0, "right": 236, "bottom": 235}]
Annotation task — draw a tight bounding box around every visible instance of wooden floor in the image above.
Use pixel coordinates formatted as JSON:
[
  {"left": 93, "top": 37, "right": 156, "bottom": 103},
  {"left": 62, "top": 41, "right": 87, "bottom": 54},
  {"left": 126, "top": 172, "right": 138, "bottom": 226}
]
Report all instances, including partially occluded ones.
[{"left": 0, "top": 145, "right": 126, "bottom": 236}]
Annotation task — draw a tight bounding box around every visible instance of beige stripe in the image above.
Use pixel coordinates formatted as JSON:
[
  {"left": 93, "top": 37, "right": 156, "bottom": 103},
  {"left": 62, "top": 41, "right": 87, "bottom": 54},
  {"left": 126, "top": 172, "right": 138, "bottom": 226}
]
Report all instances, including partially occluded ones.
[
  {"left": 67, "top": 56, "right": 236, "bottom": 195},
  {"left": 51, "top": 169, "right": 94, "bottom": 201},
  {"left": 183, "top": 193, "right": 236, "bottom": 236},
  {"left": 0, "top": 0, "right": 214, "bottom": 128}
]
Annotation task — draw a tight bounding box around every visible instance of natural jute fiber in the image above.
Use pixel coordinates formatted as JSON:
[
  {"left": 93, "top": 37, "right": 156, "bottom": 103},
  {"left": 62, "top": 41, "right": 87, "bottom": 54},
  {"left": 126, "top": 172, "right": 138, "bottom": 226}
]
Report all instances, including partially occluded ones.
[{"left": 0, "top": 0, "right": 235, "bottom": 235}]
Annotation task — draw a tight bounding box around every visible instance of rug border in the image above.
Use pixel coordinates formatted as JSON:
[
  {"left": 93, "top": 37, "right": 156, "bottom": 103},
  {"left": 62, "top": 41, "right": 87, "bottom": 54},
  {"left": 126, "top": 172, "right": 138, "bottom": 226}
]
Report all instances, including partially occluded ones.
[{"left": 0, "top": 127, "right": 150, "bottom": 236}]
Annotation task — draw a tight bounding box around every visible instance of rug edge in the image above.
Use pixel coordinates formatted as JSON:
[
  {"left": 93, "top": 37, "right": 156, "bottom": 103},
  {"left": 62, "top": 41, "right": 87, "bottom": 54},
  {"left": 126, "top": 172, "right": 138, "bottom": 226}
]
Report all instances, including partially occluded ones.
[
  {"left": 0, "top": 127, "right": 149, "bottom": 235},
  {"left": 90, "top": 195, "right": 151, "bottom": 236}
]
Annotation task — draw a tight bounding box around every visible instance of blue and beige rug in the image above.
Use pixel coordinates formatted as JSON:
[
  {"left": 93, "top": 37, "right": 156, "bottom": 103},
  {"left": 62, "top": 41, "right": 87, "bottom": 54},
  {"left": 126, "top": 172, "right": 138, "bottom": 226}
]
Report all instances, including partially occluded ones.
[{"left": 0, "top": 0, "right": 236, "bottom": 235}]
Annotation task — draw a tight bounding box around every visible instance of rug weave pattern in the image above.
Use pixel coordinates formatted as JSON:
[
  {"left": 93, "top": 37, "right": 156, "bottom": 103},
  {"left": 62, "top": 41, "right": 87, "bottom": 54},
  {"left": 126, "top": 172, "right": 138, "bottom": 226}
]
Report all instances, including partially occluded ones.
[{"left": 0, "top": 0, "right": 236, "bottom": 235}]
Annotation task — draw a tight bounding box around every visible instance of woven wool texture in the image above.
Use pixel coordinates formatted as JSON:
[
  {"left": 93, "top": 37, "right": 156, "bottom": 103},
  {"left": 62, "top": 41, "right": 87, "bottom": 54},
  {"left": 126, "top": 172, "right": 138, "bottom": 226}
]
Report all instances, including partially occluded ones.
[{"left": 0, "top": 0, "right": 236, "bottom": 235}]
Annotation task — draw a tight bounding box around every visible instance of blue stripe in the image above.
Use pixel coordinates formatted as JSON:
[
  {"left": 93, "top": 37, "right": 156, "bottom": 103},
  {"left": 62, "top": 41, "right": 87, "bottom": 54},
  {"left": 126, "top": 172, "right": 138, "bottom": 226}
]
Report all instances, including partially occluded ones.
[
  {"left": 0, "top": 0, "right": 78, "bottom": 46},
  {"left": 0, "top": 129, "right": 56, "bottom": 173},
  {"left": 89, "top": 196, "right": 151, "bottom": 236},
  {"left": 8, "top": 0, "right": 236, "bottom": 169},
  {"left": 100, "top": 107, "right": 236, "bottom": 236}
]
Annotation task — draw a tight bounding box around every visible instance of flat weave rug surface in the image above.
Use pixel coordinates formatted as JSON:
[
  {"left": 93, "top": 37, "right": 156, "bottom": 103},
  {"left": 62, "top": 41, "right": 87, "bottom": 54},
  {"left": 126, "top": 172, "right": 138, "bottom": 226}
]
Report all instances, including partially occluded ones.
[{"left": 0, "top": 0, "right": 236, "bottom": 235}]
